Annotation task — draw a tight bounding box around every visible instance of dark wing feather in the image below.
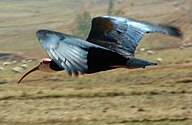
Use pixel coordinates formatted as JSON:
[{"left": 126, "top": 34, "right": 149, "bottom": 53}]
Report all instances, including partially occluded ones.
[
  {"left": 87, "top": 16, "right": 182, "bottom": 57},
  {"left": 47, "top": 41, "right": 88, "bottom": 75},
  {"left": 38, "top": 31, "right": 106, "bottom": 76}
]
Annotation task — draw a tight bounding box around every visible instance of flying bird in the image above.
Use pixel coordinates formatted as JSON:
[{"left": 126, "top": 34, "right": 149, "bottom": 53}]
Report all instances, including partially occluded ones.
[{"left": 18, "top": 16, "right": 182, "bottom": 83}]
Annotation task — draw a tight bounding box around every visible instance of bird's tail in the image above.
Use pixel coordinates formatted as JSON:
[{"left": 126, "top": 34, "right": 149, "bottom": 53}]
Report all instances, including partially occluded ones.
[{"left": 126, "top": 57, "right": 157, "bottom": 69}]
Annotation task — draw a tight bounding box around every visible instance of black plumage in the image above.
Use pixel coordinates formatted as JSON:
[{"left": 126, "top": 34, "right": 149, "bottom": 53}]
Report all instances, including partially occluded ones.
[
  {"left": 87, "top": 16, "right": 182, "bottom": 57},
  {"left": 36, "top": 16, "right": 182, "bottom": 76}
]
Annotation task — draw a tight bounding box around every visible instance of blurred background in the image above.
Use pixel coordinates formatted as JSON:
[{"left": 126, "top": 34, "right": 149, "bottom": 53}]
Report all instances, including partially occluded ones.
[{"left": 0, "top": 0, "right": 192, "bottom": 125}]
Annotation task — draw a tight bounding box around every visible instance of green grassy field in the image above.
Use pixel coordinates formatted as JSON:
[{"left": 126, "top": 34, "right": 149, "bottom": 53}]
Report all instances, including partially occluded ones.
[{"left": 0, "top": 0, "right": 192, "bottom": 125}]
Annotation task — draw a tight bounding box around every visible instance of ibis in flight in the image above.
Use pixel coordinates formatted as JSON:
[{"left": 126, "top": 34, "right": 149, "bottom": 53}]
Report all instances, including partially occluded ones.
[{"left": 18, "top": 16, "right": 182, "bottom": 83}]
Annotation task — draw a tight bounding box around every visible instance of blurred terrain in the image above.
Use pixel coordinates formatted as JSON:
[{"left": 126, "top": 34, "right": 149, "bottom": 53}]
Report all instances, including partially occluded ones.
[{"left": 0, "top": 0, "right": 192, "bottom": 125}]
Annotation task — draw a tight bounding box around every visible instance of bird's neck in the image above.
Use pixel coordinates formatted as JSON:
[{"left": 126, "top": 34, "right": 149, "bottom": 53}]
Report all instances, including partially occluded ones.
[{"left": 49, "top": 60, "right": 64, "bottom": 71}]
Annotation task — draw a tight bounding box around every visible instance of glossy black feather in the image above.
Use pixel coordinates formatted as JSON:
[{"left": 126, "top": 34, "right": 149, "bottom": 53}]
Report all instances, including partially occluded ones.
[
  {"left": 49, "top": 60, "right": 64, "bottom": 71},
  {"left": 87, "top": 16, "right": 182, "bottom": 57},
  {"left": 87, "top": 48, "right": 127, "bottom": 73},
  {"left": 36, "top": 16, "right": 182, "bottom": 76},
  {"left": 36, "top": 30, "right": 113, "bottom": 76}
]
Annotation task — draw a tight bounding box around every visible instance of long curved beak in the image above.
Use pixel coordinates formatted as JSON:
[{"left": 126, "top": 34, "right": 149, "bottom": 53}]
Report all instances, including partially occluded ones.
[{"left": 18, "top": 66, "right": 39, "bottom": 84}]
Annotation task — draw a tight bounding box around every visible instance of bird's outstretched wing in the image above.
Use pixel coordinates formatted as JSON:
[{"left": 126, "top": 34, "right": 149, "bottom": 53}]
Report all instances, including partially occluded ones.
[
  {"left": 86, "top": 16, "right": 182, "bottom": 57},
  {"left": 37, "top": 30, "right": 104, "bottom": 76}
]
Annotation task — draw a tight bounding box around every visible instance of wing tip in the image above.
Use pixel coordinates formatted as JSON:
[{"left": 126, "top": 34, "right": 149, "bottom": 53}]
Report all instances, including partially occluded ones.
[
  {"left": 168, "top": 26, "right": 183, "bottom": 38},
  {"left": 162, "top": 25, "right": 183, "bottom": 38}
]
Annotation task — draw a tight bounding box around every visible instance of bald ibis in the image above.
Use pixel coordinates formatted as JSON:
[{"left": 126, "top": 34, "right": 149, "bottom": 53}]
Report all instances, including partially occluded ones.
[{"left": 18, "top": 16, "right": 182, "bottom": 83}]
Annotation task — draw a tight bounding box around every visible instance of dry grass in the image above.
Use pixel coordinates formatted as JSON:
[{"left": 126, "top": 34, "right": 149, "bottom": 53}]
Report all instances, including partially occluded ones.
[
  {"left": 0, "top": 0, "right": 192, "bottom": 125},
  {"left": 1, "top": 48, "right": 192, "bottom": 125}
]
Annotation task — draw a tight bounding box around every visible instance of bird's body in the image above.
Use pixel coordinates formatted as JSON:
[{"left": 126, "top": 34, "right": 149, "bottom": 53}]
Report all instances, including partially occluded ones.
[{"left": 18, "top": 16, "right": 182, "bottom": 83}]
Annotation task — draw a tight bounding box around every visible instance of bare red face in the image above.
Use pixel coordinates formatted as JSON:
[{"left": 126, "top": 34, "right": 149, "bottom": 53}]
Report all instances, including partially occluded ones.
[{"left": 41, "top": 59, "right": 51, "bottom": 64}]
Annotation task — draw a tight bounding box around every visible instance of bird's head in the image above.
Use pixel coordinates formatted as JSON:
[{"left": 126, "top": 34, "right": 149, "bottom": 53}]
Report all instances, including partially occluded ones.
[
  {"left": 38, "top": 58, "right": 53, "bottom": 72},
  {"left": 18, "top": 58, "right": 52, "bottom": 84}
]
